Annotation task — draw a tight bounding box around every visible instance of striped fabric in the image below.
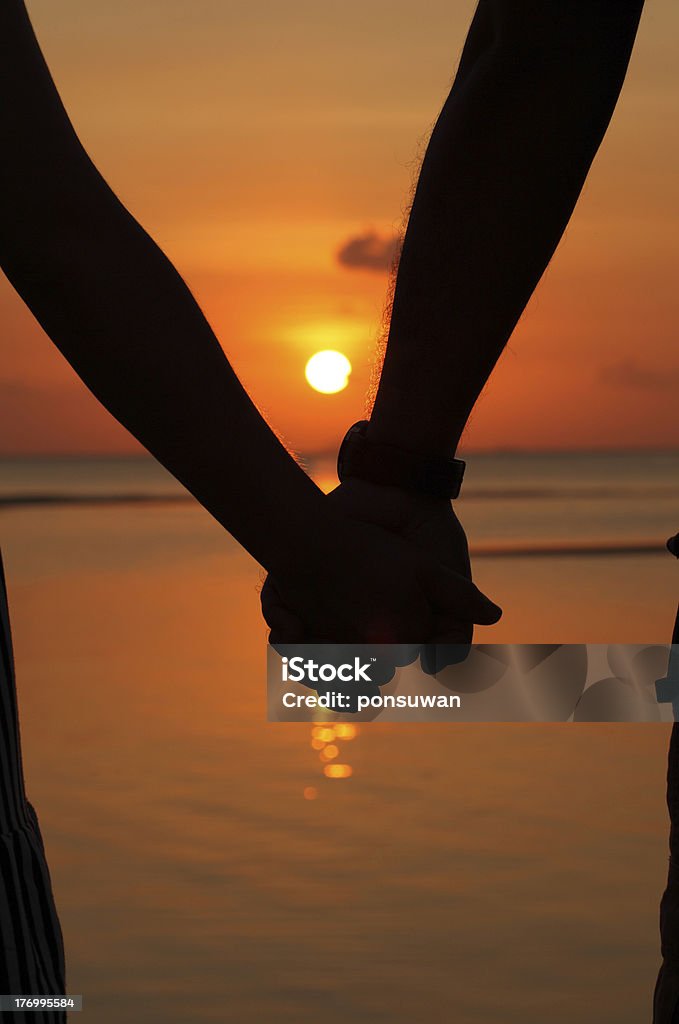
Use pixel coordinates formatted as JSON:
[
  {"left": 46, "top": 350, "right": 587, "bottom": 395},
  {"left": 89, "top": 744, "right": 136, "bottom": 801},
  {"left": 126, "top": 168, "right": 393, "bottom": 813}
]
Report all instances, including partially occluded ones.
[
  {"left": 0, "top": 555, "right": 66, "bottom": 1022},
  {"left": 654, "top": 723, "right": 679, "bottom": 1024}
]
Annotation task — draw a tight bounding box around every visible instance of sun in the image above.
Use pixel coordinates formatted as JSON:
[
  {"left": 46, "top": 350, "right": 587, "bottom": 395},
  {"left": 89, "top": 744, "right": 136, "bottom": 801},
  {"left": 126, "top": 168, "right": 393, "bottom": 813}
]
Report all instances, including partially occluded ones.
[{"left": 305, "top": 350, "right": 352, "bottom": 394}]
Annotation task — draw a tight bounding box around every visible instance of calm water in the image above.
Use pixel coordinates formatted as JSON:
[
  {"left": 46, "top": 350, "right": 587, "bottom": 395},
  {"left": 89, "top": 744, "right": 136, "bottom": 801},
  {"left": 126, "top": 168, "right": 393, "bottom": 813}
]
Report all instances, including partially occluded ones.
[{"left": 0, "top": 453, "right": 678, "bottom": 1022}]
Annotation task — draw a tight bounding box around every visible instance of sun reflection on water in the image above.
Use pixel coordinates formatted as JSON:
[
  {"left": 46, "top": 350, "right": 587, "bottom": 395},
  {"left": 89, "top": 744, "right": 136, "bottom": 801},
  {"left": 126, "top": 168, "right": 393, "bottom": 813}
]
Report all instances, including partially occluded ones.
[
  {"left": 324, "top": 763, "right": 353, "bottom": 779},
  {"left": 305, "top": 718, "right": 359, "bottom": 795}
]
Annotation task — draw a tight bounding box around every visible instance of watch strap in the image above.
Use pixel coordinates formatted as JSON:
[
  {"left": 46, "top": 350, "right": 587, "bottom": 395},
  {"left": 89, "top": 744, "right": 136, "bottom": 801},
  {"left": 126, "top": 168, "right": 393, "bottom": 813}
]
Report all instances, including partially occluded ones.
[{"left": 337, "top": 420, "right": 465, "bottom": 500}]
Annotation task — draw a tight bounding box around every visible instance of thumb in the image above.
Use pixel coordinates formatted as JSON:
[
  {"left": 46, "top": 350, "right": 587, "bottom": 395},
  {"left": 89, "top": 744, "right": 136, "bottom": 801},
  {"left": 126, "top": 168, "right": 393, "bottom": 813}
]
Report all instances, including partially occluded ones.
[
  {"left": 261, "top": 577, "right": 307, "bottom": 640},
  {"left": 421, "top": 564, "right": 502, "bottom": 625}
]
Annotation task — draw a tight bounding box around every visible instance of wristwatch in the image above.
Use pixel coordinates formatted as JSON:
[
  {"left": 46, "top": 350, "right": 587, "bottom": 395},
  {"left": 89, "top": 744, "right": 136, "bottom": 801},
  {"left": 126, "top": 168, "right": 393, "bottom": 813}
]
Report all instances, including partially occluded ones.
[{"left": 337, "top": 420, "right": 465, "bottom": 499}]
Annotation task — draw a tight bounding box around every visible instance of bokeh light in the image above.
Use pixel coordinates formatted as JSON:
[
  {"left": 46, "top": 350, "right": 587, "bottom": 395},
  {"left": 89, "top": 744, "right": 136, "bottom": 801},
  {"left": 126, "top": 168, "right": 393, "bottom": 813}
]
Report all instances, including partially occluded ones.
[
  {"left": 334, "top": 724, "right": 358, "bottom": 740},
  {"left": 324, "top": 764, "right": 353, "bottom": 779}
]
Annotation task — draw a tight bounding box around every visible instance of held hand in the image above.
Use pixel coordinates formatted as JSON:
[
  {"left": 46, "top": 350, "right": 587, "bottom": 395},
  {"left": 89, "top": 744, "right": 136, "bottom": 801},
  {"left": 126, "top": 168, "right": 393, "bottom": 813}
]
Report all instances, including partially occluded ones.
[
  {"left": 328, "top": 477, "right": 471, "bottom": 587},
  {"left": 262, "top": 484, "right": 500, "bottom": 645},
  {"left": 322, "top": 480, "right": 483, "bottom": 672}
]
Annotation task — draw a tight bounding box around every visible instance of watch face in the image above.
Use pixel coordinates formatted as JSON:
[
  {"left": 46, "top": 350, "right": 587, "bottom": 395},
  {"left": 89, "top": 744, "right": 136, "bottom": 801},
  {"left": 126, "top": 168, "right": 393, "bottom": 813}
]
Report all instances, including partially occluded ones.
[
  {"left": 336, "top": 434, "right": 349, "bottom": 481},
  {"left": 337, "top": 421, "right": 369, "bottom": 482}
]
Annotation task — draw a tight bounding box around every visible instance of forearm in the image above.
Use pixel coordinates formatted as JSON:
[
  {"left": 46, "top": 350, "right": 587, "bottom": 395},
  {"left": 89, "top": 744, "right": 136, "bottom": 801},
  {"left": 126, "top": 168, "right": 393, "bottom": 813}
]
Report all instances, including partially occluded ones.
[
  {"left": 369, "top": 0, "right": 644, "bottom": 456},
  {"left": 4, "top": 229, "right": 332, "bottom": 574},
  {"left": 0, "top": 1, "right": 327, "bottom": 574}
]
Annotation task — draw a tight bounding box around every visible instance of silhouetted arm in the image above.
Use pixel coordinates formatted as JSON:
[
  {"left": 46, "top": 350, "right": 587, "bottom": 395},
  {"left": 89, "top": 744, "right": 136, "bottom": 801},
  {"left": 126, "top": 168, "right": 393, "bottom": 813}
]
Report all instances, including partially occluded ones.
[
  {"left": 0, "top": 0, "right": 500, "bottom": 641},
  {"left": 369, "top": 0, "right": 645, "bottom": 455},
  {"left": 262, "top": 0, "right": 645, "bottom": 652},
  {"left": 0, "top": 1, "right": 333, "bottom": 576}
]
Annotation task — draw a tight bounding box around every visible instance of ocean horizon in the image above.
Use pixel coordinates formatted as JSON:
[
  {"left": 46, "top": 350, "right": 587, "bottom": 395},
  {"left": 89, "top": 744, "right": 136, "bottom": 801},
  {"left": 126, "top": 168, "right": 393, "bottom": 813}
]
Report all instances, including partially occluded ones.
[{"left": 1, "top": 450, "right": 677, "bottom": 558}]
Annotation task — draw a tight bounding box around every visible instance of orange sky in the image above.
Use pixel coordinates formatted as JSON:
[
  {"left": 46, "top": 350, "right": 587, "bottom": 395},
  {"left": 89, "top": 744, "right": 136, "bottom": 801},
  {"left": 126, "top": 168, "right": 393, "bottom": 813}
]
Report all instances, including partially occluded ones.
[{"left": 1, "top": 0, "right": 678, "bottom": 455}]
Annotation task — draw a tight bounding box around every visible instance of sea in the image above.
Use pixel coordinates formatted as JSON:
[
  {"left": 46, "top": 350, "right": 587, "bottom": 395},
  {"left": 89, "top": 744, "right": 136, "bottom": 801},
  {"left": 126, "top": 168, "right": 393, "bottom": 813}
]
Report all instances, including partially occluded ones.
[{"left": 0, "top": 451, "right": 677, "bottom": 1022}]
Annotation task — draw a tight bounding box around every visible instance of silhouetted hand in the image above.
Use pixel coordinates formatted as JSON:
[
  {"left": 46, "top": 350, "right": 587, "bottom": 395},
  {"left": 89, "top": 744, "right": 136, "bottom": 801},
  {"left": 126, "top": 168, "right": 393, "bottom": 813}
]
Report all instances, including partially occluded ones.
[
  {"left": 332, "top": 479, "right": 478, "bottom": 672},
  {"left": 330, "top": 476, "right": 471, "bottom": 592},
  {"left": 262, "top": 480, "right": 499, "bottom": 645}
]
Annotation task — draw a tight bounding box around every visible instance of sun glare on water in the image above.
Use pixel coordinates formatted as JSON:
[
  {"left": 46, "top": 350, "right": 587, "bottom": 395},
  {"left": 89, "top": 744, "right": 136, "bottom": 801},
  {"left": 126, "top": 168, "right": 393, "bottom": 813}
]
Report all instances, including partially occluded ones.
[{"left": 305, "top": 350, "right": 352, "bottom": 394}]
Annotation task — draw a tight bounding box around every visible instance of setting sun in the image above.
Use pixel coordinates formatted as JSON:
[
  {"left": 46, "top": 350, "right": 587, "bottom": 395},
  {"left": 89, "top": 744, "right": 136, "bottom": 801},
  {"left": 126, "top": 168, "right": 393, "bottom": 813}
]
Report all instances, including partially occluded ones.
[{"left": 304, "top": 350, "right": 352, "bottom": 395}]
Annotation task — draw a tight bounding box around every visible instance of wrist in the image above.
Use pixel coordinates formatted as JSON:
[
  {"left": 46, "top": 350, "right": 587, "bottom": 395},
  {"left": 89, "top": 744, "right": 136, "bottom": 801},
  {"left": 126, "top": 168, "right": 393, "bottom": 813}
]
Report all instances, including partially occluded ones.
[
  {"left": 368, "top": 381, "right": 465, "bottom": 458},
  {"left": 263, "top": 491, "right": 347, "bottom": 581}
]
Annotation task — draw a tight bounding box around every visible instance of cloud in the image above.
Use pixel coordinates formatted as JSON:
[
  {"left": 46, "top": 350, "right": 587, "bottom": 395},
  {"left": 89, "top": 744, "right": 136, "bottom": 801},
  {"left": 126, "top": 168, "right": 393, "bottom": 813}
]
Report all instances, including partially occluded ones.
[
  {"left": 598, "top": 359, "right": 679, "bottom": 391},
  {"left": 336, "top": 231, "right": 401, "bottom": 273}
]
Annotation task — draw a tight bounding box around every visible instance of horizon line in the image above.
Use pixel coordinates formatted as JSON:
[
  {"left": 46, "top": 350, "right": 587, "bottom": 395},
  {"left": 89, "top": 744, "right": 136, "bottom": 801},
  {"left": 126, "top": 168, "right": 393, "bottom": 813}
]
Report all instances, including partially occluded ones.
[{"left": 0, "top": 446, "right": 678, "bottom": 461}]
